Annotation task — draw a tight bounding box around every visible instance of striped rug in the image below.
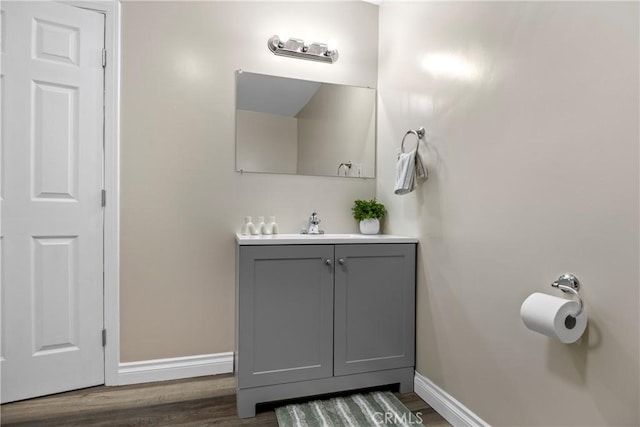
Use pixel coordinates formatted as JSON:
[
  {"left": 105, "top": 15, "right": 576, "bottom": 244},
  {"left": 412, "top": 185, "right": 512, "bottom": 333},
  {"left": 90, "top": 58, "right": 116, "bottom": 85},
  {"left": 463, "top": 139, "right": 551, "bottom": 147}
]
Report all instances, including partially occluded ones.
[{"left": 275, "top": 391, "right": 425, "bottom": 427}]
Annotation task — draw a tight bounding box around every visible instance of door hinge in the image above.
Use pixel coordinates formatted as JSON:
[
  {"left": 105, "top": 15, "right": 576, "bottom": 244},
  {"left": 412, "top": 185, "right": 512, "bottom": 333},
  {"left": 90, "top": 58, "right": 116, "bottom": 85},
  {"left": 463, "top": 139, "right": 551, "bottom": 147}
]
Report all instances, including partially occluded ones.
[
  {"left": 102, "top": 48, "right": 107, "bottom": 68},
  {"left": 101, "top": 189, "right": 106, "bottom": 207},
  {"left": 102, "top": 329, "right": 107, "bottom": 347}
]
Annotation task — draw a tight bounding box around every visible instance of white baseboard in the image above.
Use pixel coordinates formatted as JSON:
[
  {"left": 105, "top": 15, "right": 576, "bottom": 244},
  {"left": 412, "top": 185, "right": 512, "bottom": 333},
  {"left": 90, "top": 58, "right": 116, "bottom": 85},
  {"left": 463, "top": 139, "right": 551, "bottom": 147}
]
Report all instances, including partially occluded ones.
[
  {"left": 117, "top": 352, "right": 234, "bottom": 386},
  {"left": 414, "top": 371, "right": 490, "bottom": 427}
]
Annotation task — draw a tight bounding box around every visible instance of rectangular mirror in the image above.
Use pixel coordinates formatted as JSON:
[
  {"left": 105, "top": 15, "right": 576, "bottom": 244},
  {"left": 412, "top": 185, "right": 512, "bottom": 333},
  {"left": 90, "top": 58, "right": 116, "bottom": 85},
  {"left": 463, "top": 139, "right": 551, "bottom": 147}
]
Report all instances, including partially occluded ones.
[{"left": 235, "top": 71, "right": 376, "bottom": 178}]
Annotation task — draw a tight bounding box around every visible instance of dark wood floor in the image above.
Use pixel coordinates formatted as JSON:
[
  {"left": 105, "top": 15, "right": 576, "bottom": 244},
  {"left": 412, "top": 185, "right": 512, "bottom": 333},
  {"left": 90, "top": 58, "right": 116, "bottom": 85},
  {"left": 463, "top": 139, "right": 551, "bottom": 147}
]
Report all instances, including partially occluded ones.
[{"left": 1, "top": 374, "right": 451, "bottom": 426}]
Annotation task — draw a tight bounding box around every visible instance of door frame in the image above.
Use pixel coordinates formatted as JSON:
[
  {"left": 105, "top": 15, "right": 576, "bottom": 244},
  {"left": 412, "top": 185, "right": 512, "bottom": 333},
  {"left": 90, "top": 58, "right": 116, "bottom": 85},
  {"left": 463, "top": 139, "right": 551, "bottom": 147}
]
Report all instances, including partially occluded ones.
[{"left": 62, "top": 0, "right": 121, "bottom": 386}]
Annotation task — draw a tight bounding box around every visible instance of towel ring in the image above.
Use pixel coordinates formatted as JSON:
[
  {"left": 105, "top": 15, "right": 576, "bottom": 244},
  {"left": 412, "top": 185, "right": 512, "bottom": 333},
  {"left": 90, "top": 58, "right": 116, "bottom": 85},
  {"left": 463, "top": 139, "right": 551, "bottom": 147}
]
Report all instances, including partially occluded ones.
[{"left": 401, "top": 127, "right": 426, "bottom": 153}]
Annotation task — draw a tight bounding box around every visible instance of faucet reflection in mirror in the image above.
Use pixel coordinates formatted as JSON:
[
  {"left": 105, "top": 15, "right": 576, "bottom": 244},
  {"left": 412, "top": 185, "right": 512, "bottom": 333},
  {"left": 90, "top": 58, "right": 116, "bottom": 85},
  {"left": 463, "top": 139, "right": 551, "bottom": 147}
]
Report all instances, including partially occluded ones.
[
  {"left": 337, "top": 161, "right": 352, "bottom": 176},
  {"left": 268, "top": 35, "right": 339, "bottom": 64}
]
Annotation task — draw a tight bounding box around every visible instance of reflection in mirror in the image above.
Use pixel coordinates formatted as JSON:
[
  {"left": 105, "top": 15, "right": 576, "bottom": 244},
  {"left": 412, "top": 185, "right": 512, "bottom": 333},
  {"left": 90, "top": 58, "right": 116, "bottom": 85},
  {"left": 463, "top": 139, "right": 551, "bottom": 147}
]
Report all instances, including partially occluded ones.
[{"left": 235, "top": 71, "right": 376, "bottom": 178}]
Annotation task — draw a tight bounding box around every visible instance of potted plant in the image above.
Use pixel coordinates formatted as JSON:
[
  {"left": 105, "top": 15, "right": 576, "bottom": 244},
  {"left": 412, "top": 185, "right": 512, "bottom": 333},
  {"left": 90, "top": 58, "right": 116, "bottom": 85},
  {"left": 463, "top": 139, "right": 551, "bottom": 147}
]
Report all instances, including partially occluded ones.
[{"left": 352, "top": 199, "right": 386, "bottom": 235}]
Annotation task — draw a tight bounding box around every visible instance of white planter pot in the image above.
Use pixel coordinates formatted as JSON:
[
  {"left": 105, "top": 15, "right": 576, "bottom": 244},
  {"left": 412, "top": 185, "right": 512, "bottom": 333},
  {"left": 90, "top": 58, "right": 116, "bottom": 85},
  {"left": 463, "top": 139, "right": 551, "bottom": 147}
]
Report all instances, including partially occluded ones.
[{"left": 359, "top": 218, "right": 380, "bottom": 235}]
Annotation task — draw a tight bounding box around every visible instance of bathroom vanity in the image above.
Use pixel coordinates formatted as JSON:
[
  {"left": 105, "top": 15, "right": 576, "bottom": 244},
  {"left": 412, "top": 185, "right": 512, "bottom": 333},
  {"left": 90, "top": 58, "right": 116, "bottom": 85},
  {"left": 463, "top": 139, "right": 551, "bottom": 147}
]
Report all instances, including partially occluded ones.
[{"left": 235, "top": 234, "right": 417, "bottom": 418}]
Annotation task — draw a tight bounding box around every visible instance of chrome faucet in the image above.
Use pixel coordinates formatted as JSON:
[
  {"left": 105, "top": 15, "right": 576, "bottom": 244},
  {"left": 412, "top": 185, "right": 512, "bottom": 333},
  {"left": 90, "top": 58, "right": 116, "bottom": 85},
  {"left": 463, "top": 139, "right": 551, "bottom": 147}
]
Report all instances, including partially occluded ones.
[
  {"left": 301, "top": 212, "right": 324, "bottom": 234},
  {"left": 337, "top": 161, "right": 353, "bottom": 177}
]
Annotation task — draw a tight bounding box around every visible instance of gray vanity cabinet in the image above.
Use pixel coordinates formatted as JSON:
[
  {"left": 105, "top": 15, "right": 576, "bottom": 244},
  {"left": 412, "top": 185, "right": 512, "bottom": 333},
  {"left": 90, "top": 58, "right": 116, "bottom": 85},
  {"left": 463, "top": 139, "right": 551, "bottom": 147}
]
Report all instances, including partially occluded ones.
[
  {"left": 235, "top": 241, "right": 416, "bottom": 418},
  {"left": 333, "top": 244, "right": 415, "bottom": 376},
  {"left": 236, "top": 244, "right": 335, "bottom": 389}
]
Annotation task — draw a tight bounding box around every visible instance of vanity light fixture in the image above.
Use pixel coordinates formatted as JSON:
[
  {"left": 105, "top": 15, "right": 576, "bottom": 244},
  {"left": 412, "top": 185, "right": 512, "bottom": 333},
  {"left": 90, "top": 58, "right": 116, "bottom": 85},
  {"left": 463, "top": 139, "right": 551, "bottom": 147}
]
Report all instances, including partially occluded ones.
[{"left": 267, "top": 35, "right": 339, "bottom": 64}]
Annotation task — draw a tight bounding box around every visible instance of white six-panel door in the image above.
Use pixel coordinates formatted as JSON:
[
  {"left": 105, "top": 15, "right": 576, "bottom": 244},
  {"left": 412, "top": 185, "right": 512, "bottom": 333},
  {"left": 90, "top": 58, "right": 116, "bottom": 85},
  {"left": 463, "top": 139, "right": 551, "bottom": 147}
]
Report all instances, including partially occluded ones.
[{"left": 1, "top": 1, "right": 105, "bottom": 403}]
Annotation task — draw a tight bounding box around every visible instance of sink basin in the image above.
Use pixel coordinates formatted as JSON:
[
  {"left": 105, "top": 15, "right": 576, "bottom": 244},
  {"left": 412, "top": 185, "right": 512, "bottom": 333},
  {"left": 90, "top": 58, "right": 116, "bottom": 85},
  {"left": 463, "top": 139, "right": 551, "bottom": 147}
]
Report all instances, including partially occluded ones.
[
  {"left": 305, "top": 233, "right": 380, "bottom": 239},
  {"left": 236, "top": 233, "right": 417, "bottom": 245},
  {"left": 286, "top": 233, "right": 365, "bottom": 238}
]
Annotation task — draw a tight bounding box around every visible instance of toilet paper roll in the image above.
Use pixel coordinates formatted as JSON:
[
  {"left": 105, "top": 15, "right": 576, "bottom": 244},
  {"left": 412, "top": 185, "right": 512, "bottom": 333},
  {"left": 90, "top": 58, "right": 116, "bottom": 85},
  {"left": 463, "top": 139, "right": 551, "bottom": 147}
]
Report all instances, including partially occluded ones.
[{"left": 520, "top": 292, "right": 587, "bottom": 343}]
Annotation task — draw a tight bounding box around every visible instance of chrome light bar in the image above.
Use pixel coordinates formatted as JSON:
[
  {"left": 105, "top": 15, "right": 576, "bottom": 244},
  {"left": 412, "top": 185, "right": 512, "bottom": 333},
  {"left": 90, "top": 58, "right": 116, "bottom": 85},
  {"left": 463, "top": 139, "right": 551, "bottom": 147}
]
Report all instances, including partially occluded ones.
[{"left": 267, "top": 35, "right": 339, "bottom": 64}]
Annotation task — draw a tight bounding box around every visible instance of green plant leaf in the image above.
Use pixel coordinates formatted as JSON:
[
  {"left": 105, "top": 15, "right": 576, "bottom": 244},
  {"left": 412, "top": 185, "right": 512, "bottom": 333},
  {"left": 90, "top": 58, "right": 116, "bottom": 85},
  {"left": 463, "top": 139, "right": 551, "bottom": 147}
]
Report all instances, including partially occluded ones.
[{"left": 352, "top": 199, "right": 386, "bottom": 221}]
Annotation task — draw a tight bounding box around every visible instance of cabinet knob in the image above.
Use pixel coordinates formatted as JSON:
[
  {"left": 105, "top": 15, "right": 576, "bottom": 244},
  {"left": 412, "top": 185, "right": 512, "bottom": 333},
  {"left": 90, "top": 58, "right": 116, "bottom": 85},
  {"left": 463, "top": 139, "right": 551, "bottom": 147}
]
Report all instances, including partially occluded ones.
[
  {"left": 325, "top": 259, "right": 332, "bottom": 265},
  {"left": 338, "top": 258, "right": 345, "bottom": 265}
]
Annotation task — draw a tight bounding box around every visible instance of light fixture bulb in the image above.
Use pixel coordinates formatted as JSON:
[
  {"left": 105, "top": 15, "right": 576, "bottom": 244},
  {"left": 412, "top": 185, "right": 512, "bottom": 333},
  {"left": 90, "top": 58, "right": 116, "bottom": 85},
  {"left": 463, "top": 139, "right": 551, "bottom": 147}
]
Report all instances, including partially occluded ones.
[{"left": 326, "top": 38, "right": 338, "bottom": 52}]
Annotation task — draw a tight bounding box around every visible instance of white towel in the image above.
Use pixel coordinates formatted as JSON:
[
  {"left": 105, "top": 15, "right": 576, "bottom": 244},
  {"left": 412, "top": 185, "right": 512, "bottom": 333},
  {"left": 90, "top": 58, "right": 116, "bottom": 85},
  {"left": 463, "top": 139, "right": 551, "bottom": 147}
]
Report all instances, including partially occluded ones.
[
  {"left": 394, "top": 151, "right": 416, "bottom": 194},
  {"left": 394, "top": 149, "right": 428, "bottom": 195}
]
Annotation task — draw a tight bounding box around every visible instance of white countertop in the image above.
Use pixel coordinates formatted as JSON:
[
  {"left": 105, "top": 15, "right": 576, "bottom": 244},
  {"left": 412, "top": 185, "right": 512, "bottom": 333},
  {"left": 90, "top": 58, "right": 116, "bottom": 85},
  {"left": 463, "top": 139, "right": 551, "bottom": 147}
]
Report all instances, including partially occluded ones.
[{"left": 235, "top": 233, "right": 418, "bottom": 245}]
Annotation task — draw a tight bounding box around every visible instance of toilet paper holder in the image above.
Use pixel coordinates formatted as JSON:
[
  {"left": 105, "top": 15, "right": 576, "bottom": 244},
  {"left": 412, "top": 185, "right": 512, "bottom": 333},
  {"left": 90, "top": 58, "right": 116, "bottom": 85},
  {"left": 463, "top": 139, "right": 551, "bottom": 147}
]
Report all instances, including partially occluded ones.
[{"left": 551, "top": 273, "right": 583, "bottom": 317}]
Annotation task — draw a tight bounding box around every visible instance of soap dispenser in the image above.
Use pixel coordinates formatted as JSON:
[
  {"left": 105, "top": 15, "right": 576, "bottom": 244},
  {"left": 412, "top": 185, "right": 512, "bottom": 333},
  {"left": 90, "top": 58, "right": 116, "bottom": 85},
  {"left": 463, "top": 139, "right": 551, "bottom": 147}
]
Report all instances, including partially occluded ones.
[
  {"left": 267, "top": 216, "right": 279, "bottom": 235},
  {"left": 241, "top": 216, "right": 257, "bottom": 235},
  {"left": 257, "top": 216, "right": 268, "bottom": 235}
]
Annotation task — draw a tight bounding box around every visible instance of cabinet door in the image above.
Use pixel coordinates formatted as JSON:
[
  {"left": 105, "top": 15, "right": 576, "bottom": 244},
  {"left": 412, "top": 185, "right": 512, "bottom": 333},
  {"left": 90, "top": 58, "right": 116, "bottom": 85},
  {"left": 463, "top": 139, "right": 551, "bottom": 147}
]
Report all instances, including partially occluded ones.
[
  {"left": 334, "top": 244, "right": 416, "bottom": 376},
  {"left": 237, "top": 245, "right": 334, "bottom": 388}
]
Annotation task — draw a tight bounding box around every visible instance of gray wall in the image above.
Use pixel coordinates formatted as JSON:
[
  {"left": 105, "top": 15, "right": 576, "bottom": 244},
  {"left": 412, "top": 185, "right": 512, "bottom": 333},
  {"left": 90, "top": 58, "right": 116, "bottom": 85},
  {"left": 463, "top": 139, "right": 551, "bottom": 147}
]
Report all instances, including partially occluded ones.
[
  {"left": 376, "top": 2, "right": 639, "bottom": 425},
  {"left": 120, "top": 1, "right": 378, "bottom": 362}
]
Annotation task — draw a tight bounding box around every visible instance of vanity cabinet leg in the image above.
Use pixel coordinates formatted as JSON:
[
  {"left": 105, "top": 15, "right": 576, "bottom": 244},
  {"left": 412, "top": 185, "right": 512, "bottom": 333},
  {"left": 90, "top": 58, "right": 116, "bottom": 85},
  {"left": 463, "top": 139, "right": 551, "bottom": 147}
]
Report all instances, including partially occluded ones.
[
  {"left": 398, "top": 369, "right": 414, "bottom": 393},
  {"left": 399, "top": 379, "right": 414, "bottom": 393},
  {"left": 236, "top": 391, "right": 256, "bottom": 418}
]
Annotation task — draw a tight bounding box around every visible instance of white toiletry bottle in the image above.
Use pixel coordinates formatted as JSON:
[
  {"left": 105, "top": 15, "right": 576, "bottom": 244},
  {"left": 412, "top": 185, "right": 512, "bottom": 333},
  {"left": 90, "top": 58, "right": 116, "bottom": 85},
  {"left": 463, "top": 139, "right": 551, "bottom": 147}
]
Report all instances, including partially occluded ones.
[
  {"left": 257, "top": 216, "right": 268, "bottom": 235},
  {"left": 241, "top": 216, "right": 255, "bottom": 235},
  {"left": 249, "top": 217, "right": 260, "bottom": 235},
  {"left": 248, "top": 223, "right": 258, "bottom": 235},
  {"left": 268, "top": 216, "right": 279, "bottom": 235}
]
